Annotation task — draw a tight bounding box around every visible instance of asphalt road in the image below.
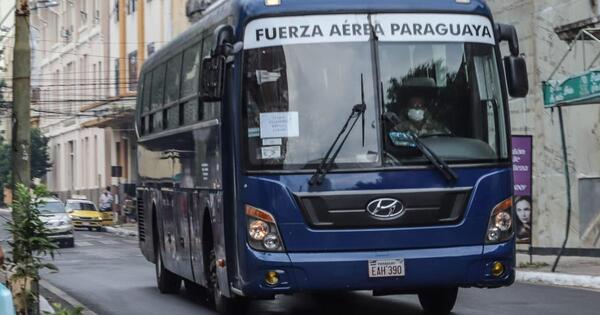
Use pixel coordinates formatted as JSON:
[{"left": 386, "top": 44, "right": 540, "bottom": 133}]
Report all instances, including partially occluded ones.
[{"left": 2, "top": 211, "right": 600, "bottom": 315}]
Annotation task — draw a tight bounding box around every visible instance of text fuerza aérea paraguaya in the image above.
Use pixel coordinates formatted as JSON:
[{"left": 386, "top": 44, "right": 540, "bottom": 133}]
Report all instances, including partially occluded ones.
[
  {"left": 255, "top": 22, "right": 493, "bottom": 41},
  {"left": 244, "top": 14, "right": 496, "bottom": 49}
]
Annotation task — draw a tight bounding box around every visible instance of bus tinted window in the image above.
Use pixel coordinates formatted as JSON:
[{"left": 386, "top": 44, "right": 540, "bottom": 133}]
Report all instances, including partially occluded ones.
[
  {"left": 142, "top": 74, "right": 152, "bottom": 113},
  {"left": 165, "top": 55, "right": 183, "bottom": 104},
  {"left": 183, "top": 99, "right": 199, "bottom": 125},
  {"left": 151, "top": 64, "right": 166, "bottom": 111},
  {"left": 152, "top": 112, "right": 163, "bottom": 132},
  {"left": 181, "top": 44, "right": 201, "bottom": 97}
]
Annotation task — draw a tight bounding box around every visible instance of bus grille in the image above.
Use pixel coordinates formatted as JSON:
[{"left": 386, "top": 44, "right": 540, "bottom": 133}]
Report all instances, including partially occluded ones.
[
  {"left": 294, "top": 188, "right": 472, "bottom": 229},
  {"left": 137, "top": 196, "right": 145, "bottom": 241}
]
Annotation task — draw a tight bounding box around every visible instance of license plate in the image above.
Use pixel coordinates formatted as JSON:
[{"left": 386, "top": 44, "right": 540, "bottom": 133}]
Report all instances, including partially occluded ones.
[
  {"left": 368, "top": 259, "right": 405, "bottom": 278},
  {"left": 82, "top": 222, "right": 90, "bottom": 226}
]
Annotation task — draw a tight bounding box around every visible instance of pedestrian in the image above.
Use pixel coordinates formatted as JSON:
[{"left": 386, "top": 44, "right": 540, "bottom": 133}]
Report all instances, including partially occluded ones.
[{"left": 99, "top": 186, "right": 113, "bottom": 212}]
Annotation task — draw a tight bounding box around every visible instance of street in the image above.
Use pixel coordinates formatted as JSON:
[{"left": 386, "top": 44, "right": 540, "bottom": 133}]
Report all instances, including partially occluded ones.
[{"left": 0, "top": 210, "right": 597, "bottom": 315}]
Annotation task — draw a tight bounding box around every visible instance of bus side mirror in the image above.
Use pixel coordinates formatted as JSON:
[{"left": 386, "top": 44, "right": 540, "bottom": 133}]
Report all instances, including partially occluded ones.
[
  {"left": 201, "top": 56, "right": 226, "bottom": 101},
  {"left": 496, "top": 23, "right": 519, "bottom": 56},
  {"left": 504, "top": 55, "right": 529, "bottom": 98}
]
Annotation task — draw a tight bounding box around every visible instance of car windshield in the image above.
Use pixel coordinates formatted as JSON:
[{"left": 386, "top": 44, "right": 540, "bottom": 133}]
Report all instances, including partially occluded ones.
[
  {"left": 39, "top": 202, "right": 66, "bottom": 214},
  {"left": 66, "top": 202, "right": 97, "bottom": 211},
  {"left": 242, "top": 14, "right": 508, "bottom": 171}
]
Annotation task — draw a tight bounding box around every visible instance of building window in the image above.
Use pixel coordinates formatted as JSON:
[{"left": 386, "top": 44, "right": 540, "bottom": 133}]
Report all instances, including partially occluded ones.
[
  {"left": 128, "top": 51, "right": 138, "bottom": 91},
  {"left": 115, "top": 59, "right": 120, "bottom": 96},
  {"left": 127, "top": 0, "right": 137, "bottom": 15},
  {"left": 68, "top": 141, "right": 75, "bottom": 191},
  {"left": 114, "top": 0, "right": 119, "bottom": 22}
]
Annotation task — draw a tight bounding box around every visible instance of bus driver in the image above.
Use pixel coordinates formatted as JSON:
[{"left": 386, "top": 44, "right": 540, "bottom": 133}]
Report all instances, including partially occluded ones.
[{"left": 391, "top": 78, "right": 450, "bottom": 137}]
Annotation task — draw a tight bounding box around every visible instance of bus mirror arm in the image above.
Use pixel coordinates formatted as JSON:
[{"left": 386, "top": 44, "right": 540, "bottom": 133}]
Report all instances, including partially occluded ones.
[
  {"left": 211, "top": 25, "right": 244, "bottom": 57},
  {"left": 495, "top": 23, "right": 519, "bottom": 56}
]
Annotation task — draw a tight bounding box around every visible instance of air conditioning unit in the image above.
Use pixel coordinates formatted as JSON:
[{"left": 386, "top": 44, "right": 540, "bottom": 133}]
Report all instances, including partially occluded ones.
[{"left": 94, "top": 10, "right": 100, "bottom": 24}]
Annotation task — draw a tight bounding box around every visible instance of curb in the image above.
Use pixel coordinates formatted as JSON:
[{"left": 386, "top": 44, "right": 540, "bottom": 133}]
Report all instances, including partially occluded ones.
[
  {"left": 40, "top": 295, "right": 54, "bottom": 314},
  {"left": 104, "top": 226, "right": 138, "bottom": 237},
  {"left": 40, "top": 280, "right": 98, "bottom": 315},
  {"left": 516, "top": 270, "right": 600, "bottom": 290}
]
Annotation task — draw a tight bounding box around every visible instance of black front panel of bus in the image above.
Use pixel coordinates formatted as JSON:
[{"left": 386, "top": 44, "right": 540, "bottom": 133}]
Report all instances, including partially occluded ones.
[{"left": 294, "top": 188, "right": 471, "bottom": 229}]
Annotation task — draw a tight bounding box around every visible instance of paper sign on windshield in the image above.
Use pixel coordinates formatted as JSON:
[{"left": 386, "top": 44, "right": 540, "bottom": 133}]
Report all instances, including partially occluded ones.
[
  {"left": 245, "top": 14, "right": 495, "bottom": 49},
  {"left": 260, "top": 112, "right": 300, "bottom": 139}
]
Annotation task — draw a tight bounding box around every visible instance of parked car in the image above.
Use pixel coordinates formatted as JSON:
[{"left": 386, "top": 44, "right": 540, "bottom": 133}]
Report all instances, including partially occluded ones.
[
  {"left": 66, "top": 198, "right": 112, "bottom": 231},
  {"left": 38, "top": 197, "right": 75, "bottom": 248}
]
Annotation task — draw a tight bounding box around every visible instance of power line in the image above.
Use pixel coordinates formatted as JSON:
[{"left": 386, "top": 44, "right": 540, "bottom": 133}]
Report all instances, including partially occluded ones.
[{"left": 2, "top": 35, "right": 169, "bottom": 46}]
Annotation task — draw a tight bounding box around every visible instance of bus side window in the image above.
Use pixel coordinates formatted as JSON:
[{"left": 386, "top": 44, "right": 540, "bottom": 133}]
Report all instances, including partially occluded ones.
[
  {"left": 200, "top": 34, "right": 220, "bottom": 121},
  {"left": 165, "top": 54, "right": 183, "bottom": 129},
  {"left": 141, "top": 73, "right": 152, "bottom": 134},
  {"left": 151, "top": 64, "right": 167, "bottom": 132},
  {"left": 181, "top": 43, "right": 202, "bottom": 125}
]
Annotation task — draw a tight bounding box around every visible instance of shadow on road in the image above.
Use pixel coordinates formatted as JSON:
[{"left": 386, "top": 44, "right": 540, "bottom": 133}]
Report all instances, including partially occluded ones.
[{"left": 176, "top": 286, "right": 424, "bottom": 315}]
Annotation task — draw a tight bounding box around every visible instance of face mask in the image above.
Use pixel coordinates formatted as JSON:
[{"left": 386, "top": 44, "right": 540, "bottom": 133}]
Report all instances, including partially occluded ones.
[{"left": 407, "top": 108, "right": 425, "bottom": 122}]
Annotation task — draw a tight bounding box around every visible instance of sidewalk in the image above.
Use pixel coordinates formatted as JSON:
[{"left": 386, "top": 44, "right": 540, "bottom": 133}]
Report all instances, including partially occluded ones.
[{"left": 516, "top": 253, "right": 600, "bottom": 290}]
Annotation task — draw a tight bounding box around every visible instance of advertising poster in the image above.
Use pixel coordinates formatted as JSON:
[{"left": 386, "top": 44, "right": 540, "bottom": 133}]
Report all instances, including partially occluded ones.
[{"left": 512, "top": 136, "right": 533, "bottom": 244}]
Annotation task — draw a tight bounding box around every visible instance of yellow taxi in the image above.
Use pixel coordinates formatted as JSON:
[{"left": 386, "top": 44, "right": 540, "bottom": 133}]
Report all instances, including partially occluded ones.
[{"left": 66, "top": 197, "right": 113, "bottom": 231}]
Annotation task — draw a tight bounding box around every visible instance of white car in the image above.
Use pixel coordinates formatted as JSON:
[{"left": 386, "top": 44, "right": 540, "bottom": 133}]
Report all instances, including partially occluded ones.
[{"left": 38, "top": 197, "right": 75, "bottom": 248}]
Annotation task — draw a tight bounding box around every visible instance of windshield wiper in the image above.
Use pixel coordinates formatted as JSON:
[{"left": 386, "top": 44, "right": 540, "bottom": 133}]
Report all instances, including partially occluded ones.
[
  {"left": 310, "top": 75, "right": 367, "bottom": 186},
  {"left": 383, "top": 112, "right": 458, "bottom": 183}
]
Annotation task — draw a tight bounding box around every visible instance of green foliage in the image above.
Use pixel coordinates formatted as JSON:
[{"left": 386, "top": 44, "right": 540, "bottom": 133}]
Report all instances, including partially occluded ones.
[
  {"left": 0, "top": 128, "right": 52, "bottom": 190},
  {"left": 0, "top": 140, "right": 10, "bottom": 189},
  {"left": 4, "top": 184, "right": 58, "bottom": 315},
  {"left": 30, "top": 129, "right": 52, "bottom": 179},
  {"left": 45, "top": 304, "right": 84, "bottom": 315}
]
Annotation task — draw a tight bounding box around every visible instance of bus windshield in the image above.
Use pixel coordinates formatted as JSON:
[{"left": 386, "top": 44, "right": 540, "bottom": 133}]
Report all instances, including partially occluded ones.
[{"left": 243, "top": 21, "right": 508, "bottom": 171}]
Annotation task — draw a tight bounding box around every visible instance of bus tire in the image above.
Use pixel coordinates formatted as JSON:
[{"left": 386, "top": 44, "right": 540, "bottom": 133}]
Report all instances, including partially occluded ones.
[
  {"left": 155, "top": 248, "right": 181, "bottom": 294},
  {"left": 417, "top": 287, "right": 458, "bottom": 315},
  {"left": 208, "top": 248, "right": 248, "bottom": 315},
  {"left": 184, "top": 279, "right": 210, "bottom": 304}
]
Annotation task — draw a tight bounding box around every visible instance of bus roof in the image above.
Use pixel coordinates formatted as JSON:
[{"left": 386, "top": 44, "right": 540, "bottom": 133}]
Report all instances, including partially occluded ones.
[{"left": 141, "top": 0, "right": 492, "bottom": 73}]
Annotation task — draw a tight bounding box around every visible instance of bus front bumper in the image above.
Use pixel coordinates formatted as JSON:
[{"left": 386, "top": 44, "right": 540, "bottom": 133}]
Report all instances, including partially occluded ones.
[{"left": 239, "top": 240, "right": 514, "bottom": 298}]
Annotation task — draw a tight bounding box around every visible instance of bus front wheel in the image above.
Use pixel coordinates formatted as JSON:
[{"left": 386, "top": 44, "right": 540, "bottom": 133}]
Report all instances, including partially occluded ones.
[
  {"left": 417, "top": 287, "right": 458, "bottom": 315},
  {"left": 155, "top": 248, "right": 181, "bottom": 294},
  {"left": 208, "top": 248, "right": 248, "bottom": 315}
]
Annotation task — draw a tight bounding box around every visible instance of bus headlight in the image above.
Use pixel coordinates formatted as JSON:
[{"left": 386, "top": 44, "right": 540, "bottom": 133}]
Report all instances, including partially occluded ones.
[
  {"left": 263, "top": 234, "right": 281, "bottom": 250},
  {"left": 246, "top": 205, "right": 285, "bottom": 252},
  {"left": 248, "top": 220, "right": 270, "bottom": 241},
  {"left": 485, "top": 197, "right": 514, "bottom": 244}
]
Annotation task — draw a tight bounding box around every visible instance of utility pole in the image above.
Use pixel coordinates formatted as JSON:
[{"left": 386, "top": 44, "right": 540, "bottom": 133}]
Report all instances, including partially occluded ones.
[{"left": 11, "top": 0, "right": 31, "bottom": 190}]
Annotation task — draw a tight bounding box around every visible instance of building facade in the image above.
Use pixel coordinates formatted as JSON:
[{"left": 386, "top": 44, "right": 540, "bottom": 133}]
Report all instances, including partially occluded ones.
[
  {"left": 489, "top": 0, "right": 600, "bottom": 252},
  {"left": 31, "top": 0, "right": 189, "bottom": 204},
  {"left": 0, "top": 2, "right": 15, "bottom": 143}
]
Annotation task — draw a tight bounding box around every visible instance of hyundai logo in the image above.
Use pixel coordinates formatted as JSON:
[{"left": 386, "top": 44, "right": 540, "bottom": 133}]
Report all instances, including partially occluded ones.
[{"left": 366, "top": 198, "right": 405, "bottom": 220}]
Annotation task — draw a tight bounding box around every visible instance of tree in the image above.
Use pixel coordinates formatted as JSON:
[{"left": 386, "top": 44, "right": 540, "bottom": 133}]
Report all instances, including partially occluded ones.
[
  {"left": 0, "top": 128, "right": 52, "bottom": 190},
  {"left": 30, "top": 129, "right": 52, "bottom": 179},
  {"left": 5, "top": 184, "right": 58, "bottom": 315}
]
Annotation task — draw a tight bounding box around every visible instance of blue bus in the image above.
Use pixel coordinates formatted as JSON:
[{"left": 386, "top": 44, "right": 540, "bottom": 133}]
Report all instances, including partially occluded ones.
[{"left": 135, "top": 0, "right": 528, "bottom": 314}]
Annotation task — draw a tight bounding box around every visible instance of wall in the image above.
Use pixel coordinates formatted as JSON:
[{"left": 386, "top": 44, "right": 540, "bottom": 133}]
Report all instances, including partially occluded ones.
[{"left": 488, "top": 0, "right": 600, "bottom": 249}]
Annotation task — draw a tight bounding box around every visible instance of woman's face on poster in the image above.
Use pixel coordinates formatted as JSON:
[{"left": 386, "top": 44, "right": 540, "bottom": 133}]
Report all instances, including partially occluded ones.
[{"left": 516, "top": 199, "right": 531, "bottom": 224}]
